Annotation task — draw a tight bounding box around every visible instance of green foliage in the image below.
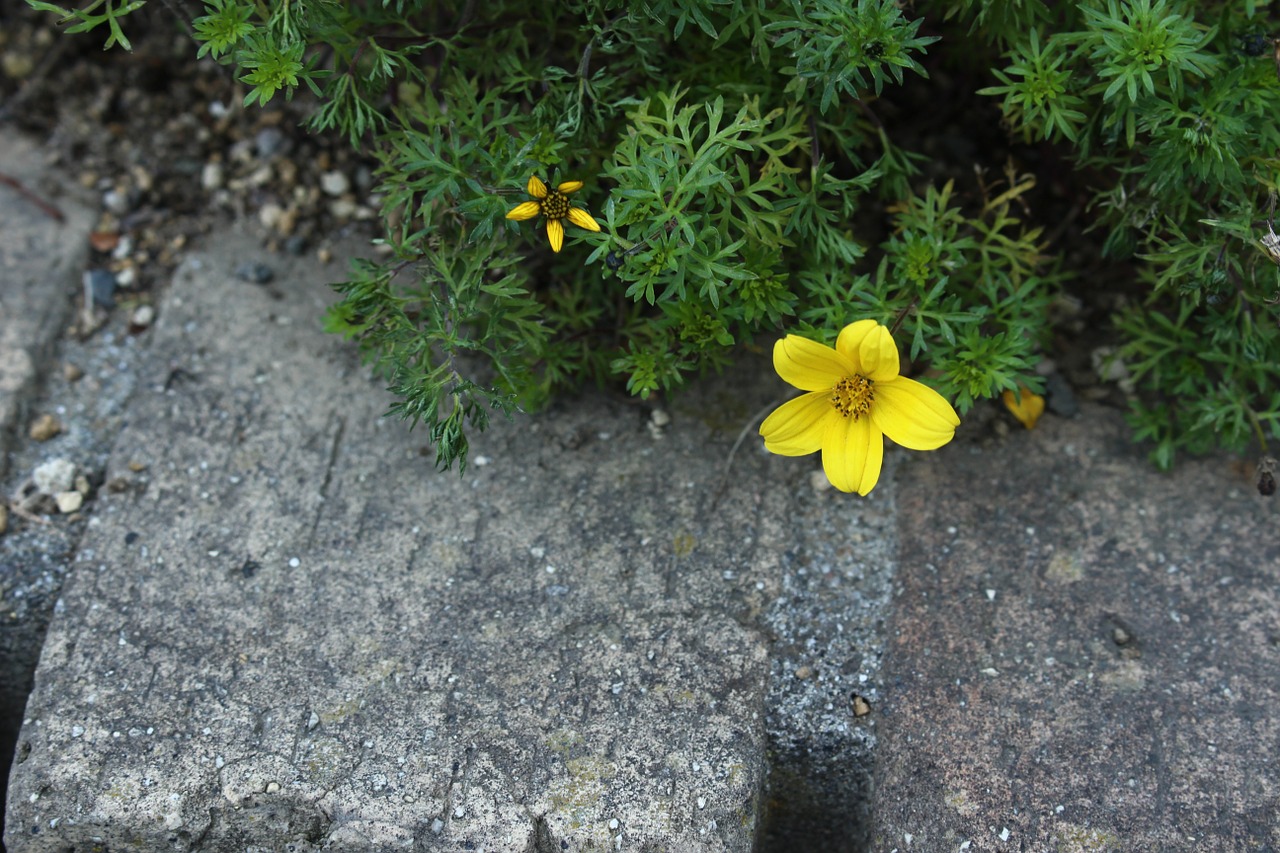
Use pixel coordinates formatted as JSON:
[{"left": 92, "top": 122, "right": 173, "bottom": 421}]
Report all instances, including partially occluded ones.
[
  {"left": 31, "top": 0, "right": 1280, "bottom": 473},
  {"left": 27, "top": 0, "right": 145, "bottom": 50},
  {"left": 963, "top": 0, "right": 1280, "bottom": 468}
]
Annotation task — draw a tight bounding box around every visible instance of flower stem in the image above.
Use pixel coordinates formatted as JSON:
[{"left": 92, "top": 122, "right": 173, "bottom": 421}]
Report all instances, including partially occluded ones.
[{"left": 889, "top": 296, "right": 919, "bottom": 337}]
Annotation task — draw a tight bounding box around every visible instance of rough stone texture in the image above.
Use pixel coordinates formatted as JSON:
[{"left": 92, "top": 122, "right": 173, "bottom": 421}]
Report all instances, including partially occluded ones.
[
  {"left": 3, "top": 230, "right": 828, "bottom": 852},
  {"left": 872, "top": 406, "right": 1280, "bottom": 852},
  {"left": 758, "top": 469, "right": 898, "bottom": 853},
  {"left": 0, "top": 129, "right": 93, "bottom": 480},
  {"left": 0, "top": 127, "right": 96, "bottom": 829}
]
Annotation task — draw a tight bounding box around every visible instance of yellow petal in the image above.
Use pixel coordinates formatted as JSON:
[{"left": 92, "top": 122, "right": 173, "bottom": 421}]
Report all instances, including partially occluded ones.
[
  {"left": 837, "top": 320, "right": 899, "bottom": 382},
  {"left": 760, "top": 392, "right": 830, "bottom": 456},
  {"left": 567, "top": 206, "right": 601, "bottom": 232},
  {"left": 821, "top": 413, "right": 883, "bottom": 495},
  {"left": 1002, "top": 386, "right": 1045, "bottom": 429},
  {"left": 557, "top": 180, "right": 584, "bottom": 194},
  {"left": 871, "top": 377, "right": 960, "bottom": 450},
  {"left": 546, "top": 218, "right": 565, "bottom": 253},
  {"left": 506, "top": 201, "right": 542, "bottom": 221},
  {"left": 773, "top": 335, "right": 856, "bottom": 392},
  {"left": 527, "top": 175, "right": 548, "bottom": 198}
]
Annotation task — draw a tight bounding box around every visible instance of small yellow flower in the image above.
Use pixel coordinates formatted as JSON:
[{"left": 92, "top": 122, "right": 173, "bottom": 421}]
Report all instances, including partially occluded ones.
[
  {"left": 759, "top": 319, "right": 960, "bottom": 495},
  {"left": 505, "top": 175, "right": 601, "bottom": 253}
]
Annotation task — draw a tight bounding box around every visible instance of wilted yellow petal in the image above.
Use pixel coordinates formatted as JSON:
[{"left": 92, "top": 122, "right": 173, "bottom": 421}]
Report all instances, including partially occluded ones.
[
  {"left": 526, "top": 175, "right": 548, "bottom": 198},
  {"left": 546, "top": 218, "right": 565, "bottom": 252},
  {"left": 773, "top": 335, "right": 855, "bottom": 392},
  {"left": 822, "top": 414, "right": 883, "bottom": 495},
  {"left": 760, "top": 391, "right": 830, "bottom": 456},
  {"left": 506, "top": 201, "right": 542, "bottom": 221},
  {"left": 557, "top": 180, "right": 584, "bottom": 194},
  {"left": 1002, "top": 386, "right": 1045, "bottom": 429},
  {"left": 873, "top": 377, "right": 960, "bottom": 450},
  {"left": 837, "top": 319, "right": 899, "bottom": 382},
  {"left": 567, "top": 207, "right": 601, "bottom": 232}
]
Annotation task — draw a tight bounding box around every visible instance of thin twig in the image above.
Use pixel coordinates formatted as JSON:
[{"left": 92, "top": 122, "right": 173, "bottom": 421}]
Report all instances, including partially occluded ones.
[{"left": 0, "top": 172, "right": 66, "bottom": 222}]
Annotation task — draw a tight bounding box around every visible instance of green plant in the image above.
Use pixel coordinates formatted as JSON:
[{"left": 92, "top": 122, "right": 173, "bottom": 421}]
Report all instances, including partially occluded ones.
[
  {"left": 31, "top": 0, "right": 1279, "bottom": 479},
  {"left": 969, "top": 0, "right": 1280, "bottom": 471}
]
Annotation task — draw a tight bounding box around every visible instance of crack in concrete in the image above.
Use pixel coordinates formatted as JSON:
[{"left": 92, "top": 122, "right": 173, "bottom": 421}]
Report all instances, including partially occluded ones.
[{"left": 308, "top": 414, "right": 346, "bottom": 547}]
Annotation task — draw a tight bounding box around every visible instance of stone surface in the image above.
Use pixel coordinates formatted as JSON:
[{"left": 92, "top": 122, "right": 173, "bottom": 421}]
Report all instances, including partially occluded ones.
[
  {"left": 0, "top": 130, "right": 94, "bottom": 481},
  {"left": 3, "top": 229, "right": 888, "bottom": 851},
  {"left": 0, "top": 127, "right": 97, "bottom": 833},
  {"left": 871, "top": 406, "right": 1279, "bottom": 852}
]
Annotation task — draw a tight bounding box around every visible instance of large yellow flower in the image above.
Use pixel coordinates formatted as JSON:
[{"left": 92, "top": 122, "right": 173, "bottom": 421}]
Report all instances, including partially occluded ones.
[
  {"left": 760, "top": 319, "right": 960, "bottom": 495},
  {"left": 505, "top": 175, "right": 601, "bottom": 253}
]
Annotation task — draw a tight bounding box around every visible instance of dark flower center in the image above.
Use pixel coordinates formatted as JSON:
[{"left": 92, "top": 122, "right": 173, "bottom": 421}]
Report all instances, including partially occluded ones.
[{"left": 542, "top": 190, "right": 571, "bottom": 220}]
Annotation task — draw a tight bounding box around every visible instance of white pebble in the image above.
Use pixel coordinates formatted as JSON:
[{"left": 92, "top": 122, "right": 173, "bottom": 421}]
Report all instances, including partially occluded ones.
[
  {"left": 55, "top": 491, "right": 84, "bottom": 514},
  {"left": 201, "top": 161, "right": 224, "bottom": 190},
  {"left": 131, "top": 304, "right": 155, "bottom": 328},
  {"left": 34, "top": 458, "right": 77, "bottom": 495},
  {"left": 321, "top": 170, "right": 351, "bottom": 196}
]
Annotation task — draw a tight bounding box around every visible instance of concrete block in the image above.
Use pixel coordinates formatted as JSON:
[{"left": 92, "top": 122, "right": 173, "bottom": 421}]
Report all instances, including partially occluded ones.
[
  {"left": 872, "top": 406, "right": 1280, "bottom": 851},
  {"left": 0, "top": 127, "right": 97, "bottom": 829},
  {"left": 3, "top": 230, "right": 821, "bottom": 851},
  {"left": 0, "top": 128, "right": 94, "bottom": 479}
]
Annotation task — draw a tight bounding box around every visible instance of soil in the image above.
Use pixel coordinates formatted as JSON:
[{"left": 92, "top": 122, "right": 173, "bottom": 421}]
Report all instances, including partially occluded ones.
[{"left": 0, "top": 1, "right": 382, "bottom": 311}]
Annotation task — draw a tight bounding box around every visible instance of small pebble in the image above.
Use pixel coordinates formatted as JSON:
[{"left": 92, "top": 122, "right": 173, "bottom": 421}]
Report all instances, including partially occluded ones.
[
  {"left": 111, "top": 235, "right": 133, "bottom": 260},
  {"left": 102, "top": 188, "right": 129, "bottom": 215},
  {"left": 794, "top": 665, "right": 813, "bottom": 680},
  {"left": 201, "top": 161, "right": 225, "bottom": 191},
  {"left": 29, "top": 413, "right": 62, "bottom": 442},
  {"left": 235, "top": 261, "right": 274, "bottom": 284},
  {"left": 74, "top": 475, "right": 91, "bottom": 496},
  {"left": 63, "top": 362, "right": 84, "bottom": 382},
  {"left": 0, "top": 503, "right": 8, "bottom": 535},
  {"left": 329, "top": 198, "right": 358, "bottom": 220},
  {"left": 88, "top": 230, "right": 119, "bottom": 252},
  {"left": 2, "top": 52, "right": 35, "bottom": 79},
  {"left": 1044, "top": 372, "right": 1080, "bottom": 418},
  {"left": 258, "top": 202, "right": 284, "bottom": 229},
  {"left": 321, "top": 170, "right": 350, "bottom": 196},
  {"left": 131, "top": 304, "right": 156, "bottom": 329},
  {"left": 55, "top": 491, "right": 84, "bottom": 514},
  {"left": 254, "top": 126, "right": 289, "bottom": 159},
  {"left": 650, "top": 409, "right": 671, "bottom": 427},
  {"left": 34, "top": 458, "right": 76, "bottom": 494},
  {"left": 85, "top": 268, "right": 116, "bottom": 308}
]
